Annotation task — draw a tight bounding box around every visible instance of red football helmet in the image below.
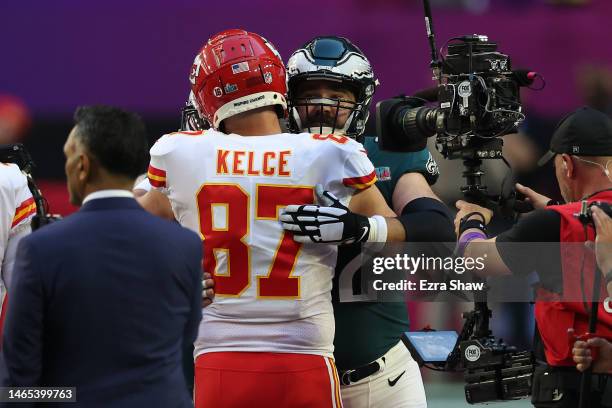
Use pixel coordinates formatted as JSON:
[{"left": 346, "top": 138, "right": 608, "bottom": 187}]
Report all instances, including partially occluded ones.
[{"left": 189, "top": 29, "right": 287, "bottom": 129}]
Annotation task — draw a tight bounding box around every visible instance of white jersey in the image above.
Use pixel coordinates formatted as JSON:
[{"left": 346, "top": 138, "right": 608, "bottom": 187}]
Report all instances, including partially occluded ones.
[
  {"left": 0, "top": 164, "right": 35, "bottom": 318},
  {"left": 148, "top": 129, "right": 376, "bottom": 357}
]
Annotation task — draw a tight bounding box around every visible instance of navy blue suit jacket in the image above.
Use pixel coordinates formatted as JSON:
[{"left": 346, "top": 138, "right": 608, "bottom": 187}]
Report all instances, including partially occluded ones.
[{"left": 0, "top": 197, "right": 202, "bottom": 408}]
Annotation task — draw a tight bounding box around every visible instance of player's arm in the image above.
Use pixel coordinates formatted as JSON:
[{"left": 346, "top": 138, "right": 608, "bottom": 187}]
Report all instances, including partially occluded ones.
[
  {"left": 133, "top": 174, "right": 151, "bottom": 198},
  {"left": 1, "top": 168, "right": 35, "bottom": 290},
  {"left": 280, "top": 140, "right": 407, "bottom": 245},
  {"left": 392, "top": 172, "right": 439, "bottom": 214},
  {"left": 133, "top": 171, "right": 174, "bottom": 219},
  {"left": 137, "top": 189, "right": 174, "bottom": 221},
  {"left": 137, "top": 135, "right": 176, "bottom": 221},
  {"left": 348, "top": 186, "right": 405, "bottom": 242},
  {"left": 0, "top": 174, "right": 13, "bottom": 274},
  {"left": 394, "top": 172, "right": 456, "bottom": 243},
  {"left": 280, "top": 185, "right": 390, "bottom": 245},
  {"left": 279, "top": 179, "right": 408, "bottom": 245},
  {"left": 280, "top": 173, "right": 453, "bottom": 246},
  {"left": 3, "top": 226, "right": 31, "bottom": 291}
]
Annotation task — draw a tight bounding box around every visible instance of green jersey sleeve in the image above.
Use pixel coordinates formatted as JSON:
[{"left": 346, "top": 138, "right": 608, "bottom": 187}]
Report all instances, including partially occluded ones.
[{"left": 363, "top": 136, "right": 439, "bottom": 203}]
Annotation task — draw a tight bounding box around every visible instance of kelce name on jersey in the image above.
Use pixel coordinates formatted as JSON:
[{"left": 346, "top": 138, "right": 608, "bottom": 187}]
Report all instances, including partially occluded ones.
[{"left": 216, "top": 149, "right": 292, "bottom": 177}]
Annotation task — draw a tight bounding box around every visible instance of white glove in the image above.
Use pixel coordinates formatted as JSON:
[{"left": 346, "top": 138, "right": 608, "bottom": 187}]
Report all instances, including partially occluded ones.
[{"left": 280, "top": 185, "right": 387, "bottom": 245}]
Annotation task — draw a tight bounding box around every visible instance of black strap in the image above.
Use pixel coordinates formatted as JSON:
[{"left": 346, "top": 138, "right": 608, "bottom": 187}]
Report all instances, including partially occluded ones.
[
  {"left": 459, "top": 219, "right": 487, "bottom": 236},
  {"left": 579, "top": 263, "right": 605, "bottom": 408},
  {"left": 533, "top": 322, "right": 547, "bottom": 363},
  {"left": 460, "top": 211, "right": 486, "bottom": 224},
  {"left": 340, "top": 359, "right": 382, "bottom": 385}
]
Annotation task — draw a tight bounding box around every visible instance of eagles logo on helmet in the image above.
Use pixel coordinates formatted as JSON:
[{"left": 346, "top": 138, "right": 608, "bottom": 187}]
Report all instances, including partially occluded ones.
[
  {"left": 189, "top": 29, "right": 287, "bottom": 130},
  {"left": 286, "top": 36, "right": 379, "bottom": 139}
]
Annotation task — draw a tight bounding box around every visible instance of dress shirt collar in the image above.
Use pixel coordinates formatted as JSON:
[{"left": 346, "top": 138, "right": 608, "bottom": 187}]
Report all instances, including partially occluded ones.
[{"left": 82, "top": 189, "right": 134, "bottom": 205}]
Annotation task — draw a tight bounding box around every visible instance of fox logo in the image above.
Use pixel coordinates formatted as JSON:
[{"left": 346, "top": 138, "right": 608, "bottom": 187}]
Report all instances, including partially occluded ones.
[{"left": 604, "top": 297, "right": 612, "bottom": 314}]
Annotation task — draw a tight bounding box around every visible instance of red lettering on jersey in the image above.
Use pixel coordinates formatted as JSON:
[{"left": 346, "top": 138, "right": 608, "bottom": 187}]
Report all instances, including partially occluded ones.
[
  {"left": 233, "top": 151, "right": 245, "bottom": 175},
  {"left": 278, "top": 151, "right": 291, "bottom": 177},
  {"left": 217, "top": 150, "right": 230, "bottom": 174},
  {"left": 247, "top": 152, "right": 260, "bottom": 176},
  {"left": 262, "top": 152, "right": 276, "bottom": 176},
  {"left": 312, "top": 133, "right": 349, "bottom": 144}
]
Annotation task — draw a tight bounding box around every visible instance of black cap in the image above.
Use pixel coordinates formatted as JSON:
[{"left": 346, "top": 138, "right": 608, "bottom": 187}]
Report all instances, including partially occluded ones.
[{"left": 538, "top": 106, "right": 612, "bottom": 166}]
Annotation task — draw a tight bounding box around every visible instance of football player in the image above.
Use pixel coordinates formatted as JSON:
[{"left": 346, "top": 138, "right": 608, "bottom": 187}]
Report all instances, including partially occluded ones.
[
  {"left": 281, "top": 36, "right": 455, "bottom": 408},
  {"left": 137, "top": 29, "right": 411, "bottom": 408},
  {"left": 0, "top": 163, "right": 36, "bottom": 339}
]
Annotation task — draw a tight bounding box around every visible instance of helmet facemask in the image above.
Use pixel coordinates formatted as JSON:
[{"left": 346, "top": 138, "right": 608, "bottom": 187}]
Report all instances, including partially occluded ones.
[
  {"left": 289, "top": 90, "right": 369, "bottom": 138},
  {"left": 180, "top": 91, "right": 210, "bottom": 131}
]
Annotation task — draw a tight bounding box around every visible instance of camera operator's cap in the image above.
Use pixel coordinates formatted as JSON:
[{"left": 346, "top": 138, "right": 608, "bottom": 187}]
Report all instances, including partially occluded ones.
[{"left": 538, "top": 106, "right": 612, "bottom": 166}]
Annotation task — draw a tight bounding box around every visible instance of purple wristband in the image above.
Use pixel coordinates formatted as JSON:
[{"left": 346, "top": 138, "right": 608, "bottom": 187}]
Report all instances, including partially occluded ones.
[{"left": 456, "top": 231, "right": 487, "bottom": 256}]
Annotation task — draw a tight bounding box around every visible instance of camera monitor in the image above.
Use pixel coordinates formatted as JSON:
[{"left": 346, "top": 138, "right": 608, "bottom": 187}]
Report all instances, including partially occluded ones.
[{"left": 401, "top": 330, "right": 458, "bottom": 366}]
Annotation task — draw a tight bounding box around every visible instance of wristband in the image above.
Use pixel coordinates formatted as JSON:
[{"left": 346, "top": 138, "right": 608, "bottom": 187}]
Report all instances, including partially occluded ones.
[
  {"left": 459, "top": 219, "right": 487, "bottom": 235},
  {"left": 546, "top": 199, "right": 562, "bottom": 206},
  {"left": 456, "top": 231, "right": 487, "bottom": 257},
  {"left": 367, "top": 215, "right": 388, "bottom": 243}
]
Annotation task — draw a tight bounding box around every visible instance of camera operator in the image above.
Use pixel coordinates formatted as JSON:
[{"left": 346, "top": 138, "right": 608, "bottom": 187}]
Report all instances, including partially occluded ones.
[
  {"left": 455, "top": 106, "right": 612, "bottom": 407},
  {"left": 0, "top": 162, "right": 35, "bottom": 339}
]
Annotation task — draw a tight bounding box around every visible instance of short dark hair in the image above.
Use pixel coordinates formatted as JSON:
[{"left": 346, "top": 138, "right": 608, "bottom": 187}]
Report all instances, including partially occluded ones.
[{"left": 73, "top": 105, "right": 148, "bottom": 179}]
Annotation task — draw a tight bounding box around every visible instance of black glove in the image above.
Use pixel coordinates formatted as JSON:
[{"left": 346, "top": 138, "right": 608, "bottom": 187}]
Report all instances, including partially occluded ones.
[{"left": 280, "top": 185, "right": 384, "bottom": 245}]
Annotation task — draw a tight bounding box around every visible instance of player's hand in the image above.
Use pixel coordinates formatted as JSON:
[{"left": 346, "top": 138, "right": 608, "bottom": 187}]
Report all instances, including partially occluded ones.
[
  {"left": 454, "top": 201, "right": 493, "bottom": 236},
  {"left": 515, "top": 183, "right": 551, "bottom": 210},
  {"left": 571, "top": 332, "right": 612, "bottom": 374},
  {"left": 202, "top": 272, "right": 215, "bottom": 308},
  {"left": 280, "top": 185, "right": 372, "bottom": 245}
]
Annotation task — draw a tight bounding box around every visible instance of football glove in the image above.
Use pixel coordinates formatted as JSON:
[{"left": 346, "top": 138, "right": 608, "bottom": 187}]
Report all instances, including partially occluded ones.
[{"left": 279, "top": 185, "right": 387, "bottom": 245}]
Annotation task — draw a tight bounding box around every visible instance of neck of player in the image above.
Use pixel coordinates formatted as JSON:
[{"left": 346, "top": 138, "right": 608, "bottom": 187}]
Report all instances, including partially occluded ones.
[{"left": 224, "top": 106, "right": 282, "bottom": 136}]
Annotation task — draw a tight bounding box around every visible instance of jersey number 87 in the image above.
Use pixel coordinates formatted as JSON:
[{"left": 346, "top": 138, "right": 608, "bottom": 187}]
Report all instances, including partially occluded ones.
[{"left": 197, "top": 184, "right": 314, "bottom": 298}]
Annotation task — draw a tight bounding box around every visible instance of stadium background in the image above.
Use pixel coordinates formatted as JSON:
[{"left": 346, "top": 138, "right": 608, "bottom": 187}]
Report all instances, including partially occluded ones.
[{"left": 1, "top": 0, "right": 611, "bottom": 406}]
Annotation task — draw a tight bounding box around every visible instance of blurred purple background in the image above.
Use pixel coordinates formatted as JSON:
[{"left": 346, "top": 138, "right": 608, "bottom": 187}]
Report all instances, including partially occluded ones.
[{"left": 2, "top": 0, "right": 611, "bottom": 118}]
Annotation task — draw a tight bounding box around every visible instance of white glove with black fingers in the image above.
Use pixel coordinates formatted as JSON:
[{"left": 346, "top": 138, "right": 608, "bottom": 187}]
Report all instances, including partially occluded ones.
[{"left": 280, "top": 185, "right": 388, "bottom": 245}]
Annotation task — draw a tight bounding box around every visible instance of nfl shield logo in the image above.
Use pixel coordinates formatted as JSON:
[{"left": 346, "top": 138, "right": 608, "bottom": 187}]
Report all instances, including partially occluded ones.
[{"left": 375, "top": 167, "right": 391, "bottom": 181}]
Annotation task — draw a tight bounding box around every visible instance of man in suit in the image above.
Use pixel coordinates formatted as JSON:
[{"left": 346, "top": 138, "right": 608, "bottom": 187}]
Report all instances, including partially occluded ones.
[{"left": 0, "top": 105, "right": 202, "bottom": 408}]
